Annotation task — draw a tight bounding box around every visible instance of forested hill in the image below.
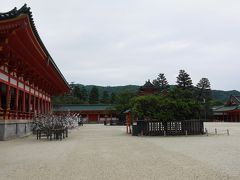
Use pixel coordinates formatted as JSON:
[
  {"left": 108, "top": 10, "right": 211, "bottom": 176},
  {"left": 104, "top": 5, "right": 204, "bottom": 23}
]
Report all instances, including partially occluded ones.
[
  {"left": 52, "top": 83, "right": 240, "bottom": 105},
  {"left": 78, "top": 84, "right": 139, "bottom": 95},
  {"left": 77, "top": 84, "right": 240, "bottom": 102},
  {"left": 211, "top": 90, "right": 240, "bottom": 102}
]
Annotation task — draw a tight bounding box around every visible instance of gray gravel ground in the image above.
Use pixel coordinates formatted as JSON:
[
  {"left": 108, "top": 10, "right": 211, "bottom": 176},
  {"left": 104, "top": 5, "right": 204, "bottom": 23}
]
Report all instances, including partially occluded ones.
[{"left": 0, "top": 122, "right": 239, "bottom": 180}]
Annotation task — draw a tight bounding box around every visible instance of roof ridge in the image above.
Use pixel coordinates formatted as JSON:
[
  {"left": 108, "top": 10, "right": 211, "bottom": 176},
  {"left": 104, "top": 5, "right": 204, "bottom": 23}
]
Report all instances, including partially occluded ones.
[{"left": 0, "top": 4, "right": 29, "bottom": 19}]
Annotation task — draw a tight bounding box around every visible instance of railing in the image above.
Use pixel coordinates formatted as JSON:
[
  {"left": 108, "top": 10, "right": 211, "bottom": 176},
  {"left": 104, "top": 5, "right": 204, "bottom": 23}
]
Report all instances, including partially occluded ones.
[
  {"left": 0, "top": 110, "right": 35, "bottom": 120},
  {"left": 134, "top": 119, "right": 204, "bottom": 136}
]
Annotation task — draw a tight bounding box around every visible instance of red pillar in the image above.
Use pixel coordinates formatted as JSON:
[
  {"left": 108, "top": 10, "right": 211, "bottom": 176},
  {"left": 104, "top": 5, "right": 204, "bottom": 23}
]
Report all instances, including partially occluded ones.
[
  {"left": 45, "top": 100, "right": 48, "bottom": 114},
  {"left": 126, "top": 112, "right": 132, "bottom": 134},
  {"left": 35, "top": 97, "right": 38, "bottom": 114},
  {"left": 38, "top": 98, "right": 40, "bottom": 114},
  {"left": 0, "top": 87, "right": 2, "bottom": 119},
  {"left": 41, "top": 99, "right": 44, "bottom": 114},
  {"left": 41, "top": 99, "right": 43, "bottom": 114},
  {"left": 28, "top": 93, "right": 31, "bottom": 118},
  {"left": 5, "top": 84, "right": 11, "bottom": 119},
  {"left": 22, "top": 91, "right": 26, "bottom": 119},
  {"left": 33, "top": 96, "right": 36, "bottom": 115},
  {"left": 15, "top": 88, "right": 19, "bottom": 119},
  {"left": 44, "top": 99, "right": 47, "bottom": 114},
  {"left": 49, "top": 101, "right": 51, "bottom": 113},
  {"left": 43, "top": 99, "right": 45, "bottom": 114},
  {"left": 39, "top": 98, "right": 42, "bottom": 114},
  {"left": 0, "top": 85, "right": 2, "bottom": 111},
  {"left": 48, "top": 101, "right": 50, "bottom": 113},
  {"left": 0, "top": 90, "right": 2, "bottom": 111},
  {"left": 41, "top": 98, "right": 43, "bottom": 114}
]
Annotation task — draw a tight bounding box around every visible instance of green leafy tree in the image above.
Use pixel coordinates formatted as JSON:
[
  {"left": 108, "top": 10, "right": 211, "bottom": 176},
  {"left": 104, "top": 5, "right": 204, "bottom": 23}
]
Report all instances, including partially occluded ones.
[
  {"left": 176, "top": 70, "right": 193, "bottom": 89},
  {"left": 168, "top": 87, "right": 194, "bottom": 100},
  {"left": 130, "top": 93, "right": 200, "bottom": 122},
  {"left": 69, "top": 82, "right": 75, "bottom": 90},
  {"left": 81, "top": 86, "right": 88, "bottom": 102},
  {"left": 89, "top": 86, "right": 99, "bottom": 104},
  {"left": 130, "top": 95, "right": 163, "bottom": 120},
  {"left": 152, "top": 73, "right": 169, "bottom": 91},
  {"left": 101, "top": 91, "right": 110, "bottom": 104},
  {"left": 72, "top": 86, "right": 81, "bottom": 99},
  {"left": 115, "top": 92, "right": 135, "bottom": 112},
  {"left": 115, "top": 92, "right": 136, "bottom": 121},
  {"left": 110, "top": 92, "right": 116, "bottom": 104}
]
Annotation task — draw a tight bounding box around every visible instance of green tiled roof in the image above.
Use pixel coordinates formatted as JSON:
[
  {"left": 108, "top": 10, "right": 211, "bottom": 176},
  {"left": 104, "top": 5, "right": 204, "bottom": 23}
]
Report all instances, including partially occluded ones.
[
  {"left": 213, "top": 105, "right": 240, "bottom": 112},
  {"left": 53, "top": 104, "right": 115, "bottom": 112}
]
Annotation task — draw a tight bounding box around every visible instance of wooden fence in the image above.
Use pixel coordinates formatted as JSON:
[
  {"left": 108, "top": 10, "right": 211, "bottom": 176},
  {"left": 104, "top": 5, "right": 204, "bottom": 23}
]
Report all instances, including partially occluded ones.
[{"left": 134, "top": 120, "right": 204, "bottom": 136}]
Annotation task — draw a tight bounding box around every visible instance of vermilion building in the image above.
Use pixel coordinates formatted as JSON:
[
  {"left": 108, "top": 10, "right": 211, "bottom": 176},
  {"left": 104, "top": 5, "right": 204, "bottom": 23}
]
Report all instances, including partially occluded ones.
[
  {"left": 0, "top": 5, "right": 69, "bottom": 140},
  {"left": 213, "top": 95, "right": 240, "bottom": 122},
  {"left": 53, "top": 104, "right": 118, "bottom": 123}
]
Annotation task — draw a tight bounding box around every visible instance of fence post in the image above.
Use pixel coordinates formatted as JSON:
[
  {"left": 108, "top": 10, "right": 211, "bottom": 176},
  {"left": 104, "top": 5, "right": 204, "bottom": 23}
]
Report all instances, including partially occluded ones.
[
  {"left": 206, "top": 129, "right": 208, "bottom": 136},
  {"left": 215, "top": 128, "right": 217, "bottom": 135},
  {"left": 227, "top": 129, "right": 229, "bottom": 136},
  {"left": 16, "top": 123, "right": 18, "bottom": 135},
  {"left": 175, "top": 122, "right": 177, "bottom": 134}
]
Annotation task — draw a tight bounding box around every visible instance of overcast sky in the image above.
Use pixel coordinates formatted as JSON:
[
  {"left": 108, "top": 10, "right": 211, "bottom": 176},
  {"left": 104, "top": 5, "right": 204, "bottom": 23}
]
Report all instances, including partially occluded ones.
[{"left": 2, "top": 1, "right": 240, "bottom": 90}]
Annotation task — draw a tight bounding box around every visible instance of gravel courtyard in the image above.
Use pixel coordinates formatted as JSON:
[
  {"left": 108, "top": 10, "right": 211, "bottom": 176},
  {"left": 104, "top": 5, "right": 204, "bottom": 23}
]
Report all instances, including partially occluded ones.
[{"left": 0, "top": 122, "right": 239, "bottom": 180}]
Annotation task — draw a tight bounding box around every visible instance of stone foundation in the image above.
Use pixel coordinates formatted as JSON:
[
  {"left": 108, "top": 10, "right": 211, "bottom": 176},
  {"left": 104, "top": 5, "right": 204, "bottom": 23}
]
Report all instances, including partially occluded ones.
[{"left": 0, "top": 120, "right": 33, "bottom": 140}]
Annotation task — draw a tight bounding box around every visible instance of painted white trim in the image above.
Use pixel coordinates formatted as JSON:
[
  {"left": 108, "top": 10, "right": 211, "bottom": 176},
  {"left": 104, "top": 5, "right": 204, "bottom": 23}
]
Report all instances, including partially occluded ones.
[
  {"left": 18, "top": 82, "right": 24, "bottom": 89},
  {"left": 25, "top": 85, "right": 30, "bottom": 92},
  {"left": 10, "top": 78, "right": 17, "bottom": 86},
  {"left": 0, "top": 72, "right": 8, "bottom": 82},
  {"left": 30, "top": 88, "right": 34, "bottom": 94}
]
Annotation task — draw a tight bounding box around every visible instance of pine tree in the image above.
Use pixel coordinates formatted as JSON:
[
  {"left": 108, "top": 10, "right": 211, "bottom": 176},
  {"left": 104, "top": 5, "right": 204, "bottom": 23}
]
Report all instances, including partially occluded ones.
[
  {"left": 176, "top": 70, "right": 193, "bottom": 89},
  {"left": 196, "top": 78, "right": 212, "bottom": 120},
  {"left": 197, "top": 78, "right": 211, "bottom": 90},
  {"left": 89, "top": 86, "right": 99, "bottom": 104},
  {"left": 196, "top": 78, "right": 211, "bottom": 101},
  {"left": 152, "top": 73, "right": 169, "bottom": 91}
]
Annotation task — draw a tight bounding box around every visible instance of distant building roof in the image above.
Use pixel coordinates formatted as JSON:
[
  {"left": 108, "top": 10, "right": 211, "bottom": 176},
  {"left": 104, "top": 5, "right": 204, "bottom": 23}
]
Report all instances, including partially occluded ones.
[
  {"left": 213, "top": 95, "right": 240, "bottom": 115},
  {"left": 213, "top": 105, "right": 239, "bottom": 112},
  {"left": 123, "top": 109, "right": 131, "bottom": 113},
  {"left": 226, "top": 95, "right": 240, "bottom": 106},
  {"left": 138, "top": 80, "right": 157, "bottom": 96},
  {"left": 53, "top": 104, "right": 115, "bottom": 112}
]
